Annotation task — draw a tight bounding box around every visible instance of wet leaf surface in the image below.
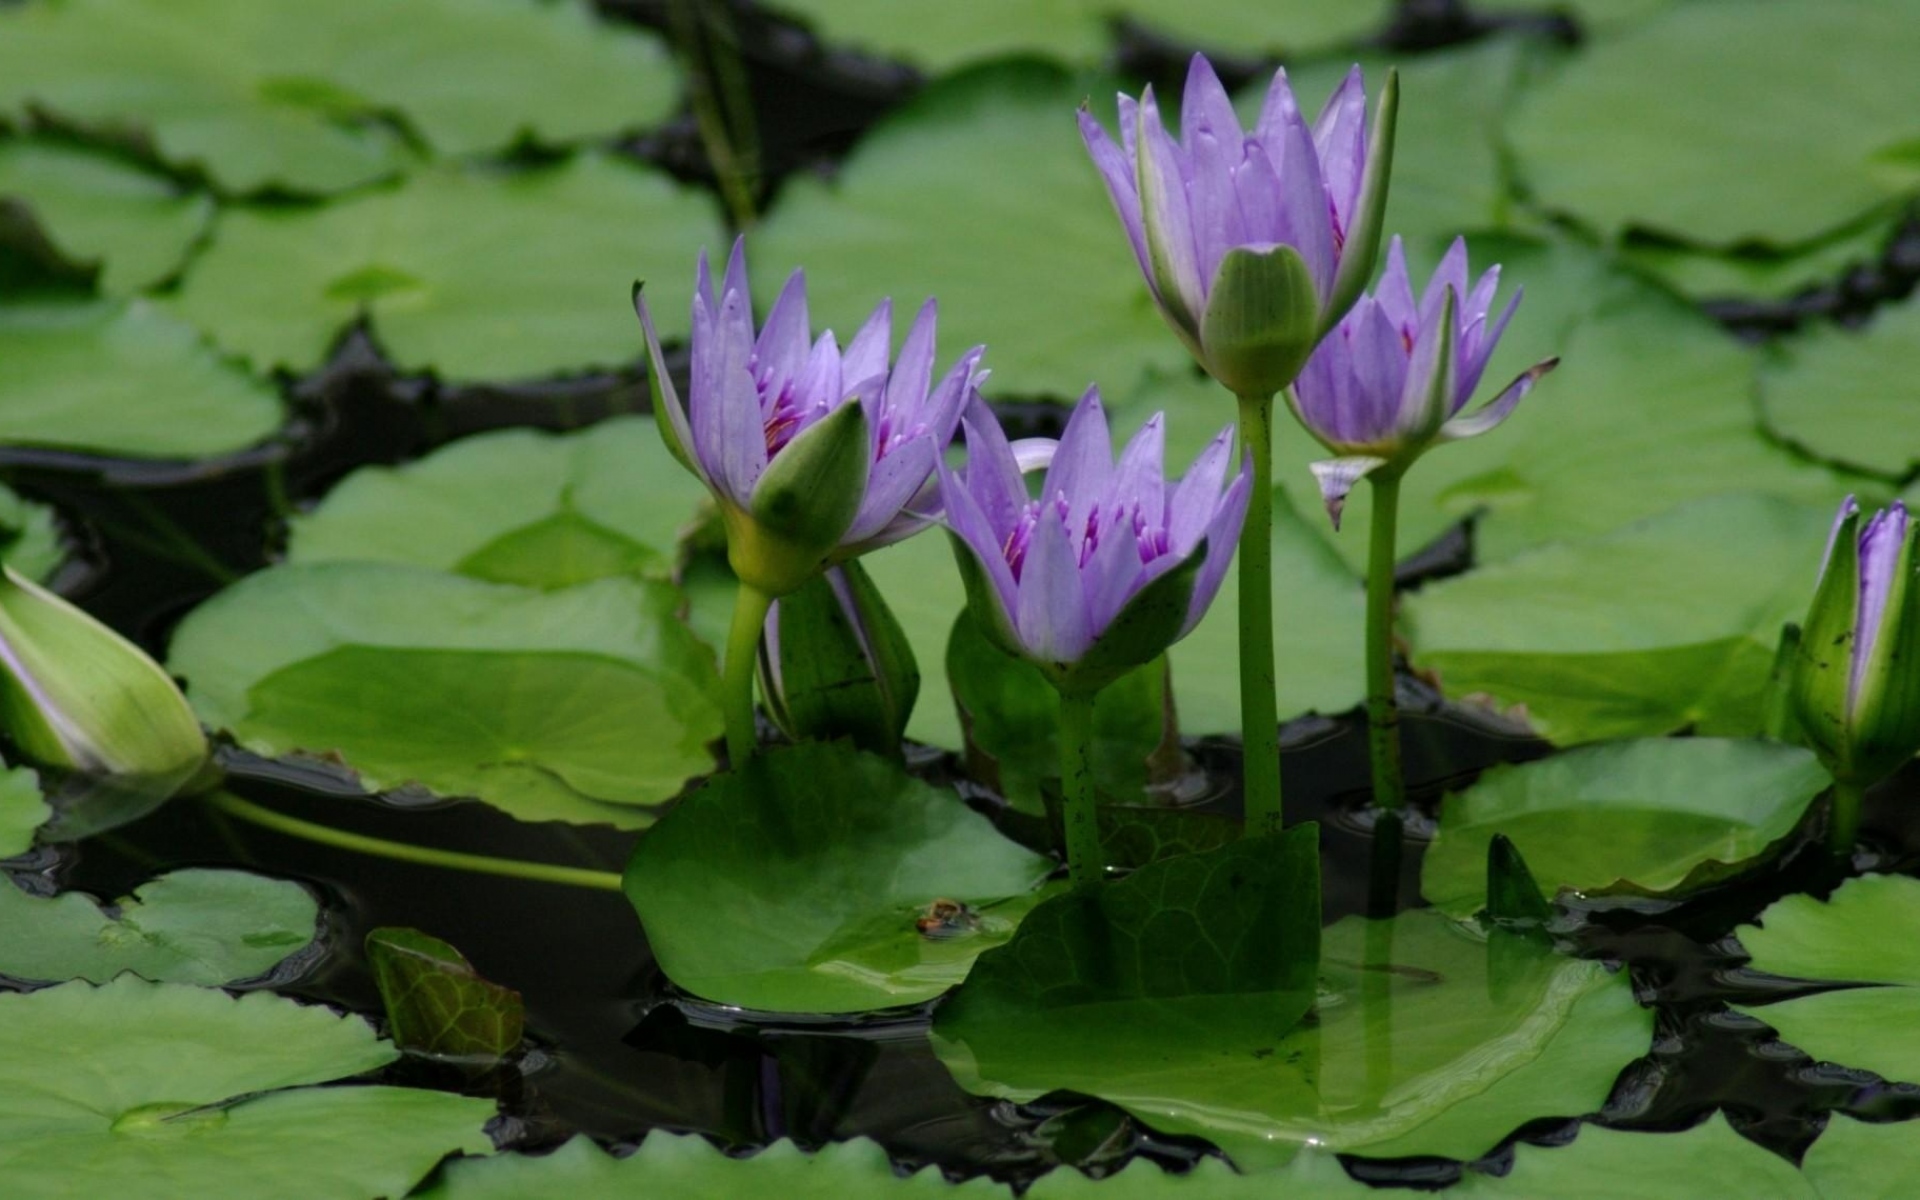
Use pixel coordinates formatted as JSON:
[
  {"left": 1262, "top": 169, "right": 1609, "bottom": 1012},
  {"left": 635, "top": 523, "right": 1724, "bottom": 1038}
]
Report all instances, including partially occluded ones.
[
  {"left": 366, "top": 926, "right": 524, "bottom": 1061},
  {"left": 1454, "top": 1113, "right": 1811, "bottom": 1198},
  {"left": 0, "top": 138, "right": 212, "bottom": 294}
]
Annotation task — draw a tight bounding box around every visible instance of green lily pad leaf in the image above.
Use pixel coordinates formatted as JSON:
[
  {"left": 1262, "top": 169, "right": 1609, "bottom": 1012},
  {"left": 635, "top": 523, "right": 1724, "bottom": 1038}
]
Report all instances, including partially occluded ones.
[
  {"left": 1403, "top": 494, "right": 1837, "bottom": 744},
  {"left": 0, "top": 764, "right": 47, "bottom": 858},
  {"left": 0, "top": 0, "right": 675, "bottom": 195},
  {"left": 1454, "top": 1113, "right": 1811, "bottom": 1198},
  {"left": 425, "top": 1132, "right": 999, "bottom": 1198},
  {"left": 1802, "top": 1114, "right": 1920, "bottom": 1200},
  {"left": 1732, "top": 874, "right": 1920, "bottom": 1084},
  {"left": 168, "top": 562, "right": 722, "bottom": 828},
  {"left": 1622, "top": 207, "right": 1900, "bottom": 302},
  {"left": 1761, "top": 296, "right": 1920, "bottom": 481},
  {"left": 1280, "top": 36, "right": 1538, "bottom": 246},
  {"left": 367, "top": 927, "right": 524, "bottom": 1062},
  {"left": 860, "top": 529, "right": 968, "bottom": 749},
  {"left": 0, "top": 867, "right": 316, "bottom": 985},
  {"left": 0, "top": 137, "right": 212, "bottom": 294},
  {"left": 750, "top": 60, "right": 1188, "bottom": 400},
  {"left": 288, "top": 419, "right": 708, "bottom": 588},
  {"left": 938, "top": 899, "right": 1649, "bottom": 1169},
  {"left": 1422, "top": 738, "right": 1830, "bottom": 918},
  {"left": 0, "top": 299, "right": 282, "bottom": 458},
  {"left": 1029, "top": 1152, "right": 1365, "bottom": 1197},
  {"left": 171, "top": 154, "right": 724, "bottom": 380},
  {"left": 761, "top": 0, "right": 1385, "bottom": 73},
  {"left": 0, "top": 976, "right": 495, "bottom": 1199},
  {"left": 623, "top": 740, "right": 1055, "bottom": 1014},
  {"left": 1507, "top": 0, "right": 1920, "bottom": 248},
  {"left": 0, "top": 483, "right": 60, "bottom": 584},
  {"left": 1472, "top": 0, "right": 1676, "bottom": 33},
  {"left": 949, "top": 608, "right": 1175, "bottom": 814}
]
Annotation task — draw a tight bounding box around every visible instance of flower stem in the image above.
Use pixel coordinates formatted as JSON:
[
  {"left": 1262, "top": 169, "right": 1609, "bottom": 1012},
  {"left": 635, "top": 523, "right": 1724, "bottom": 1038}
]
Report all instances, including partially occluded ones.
[
  {"left": 204, "top": 791, "right": 624, "bottom": 892},
  {"left": 1058, "top": 687, "right": 1103, "bottom": 886},
  {"left": 723, "top": 583, "right": 775, "bottom": 766},
  {"left": 1365, "top": 470, "right": 1405, "bottom": 814},
  {"left": 1828, "top": 778, "right": 1866, "bottom": 857},
  {"left": 1234, "top": 390, "right": 1283, "bottom": 834}
]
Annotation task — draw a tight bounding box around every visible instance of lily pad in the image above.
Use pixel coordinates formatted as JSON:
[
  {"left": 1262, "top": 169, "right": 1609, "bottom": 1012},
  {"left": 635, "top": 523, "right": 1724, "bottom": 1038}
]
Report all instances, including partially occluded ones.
[
  {"left": 170, "top": 154, "right": 724, "bottom": 380},
  {"left": 1422, "top": 738, "right": 1829, "bottom": 918},
  {"left": 1403, "top": 494, "right": 1837, "bottom": 744},
  {"left": 937, "top": 901, "right": 1649, "bottom": 1169},
  {"left": 426, "top": 1132, "right": 1000, "bottom": 1198},
  {"left": 761, "top": 0, "right": 1387, "bottom": 73},
  {"left": 0, "top": 484, "right": 62, "bottom": 583},
  {"left": 1453, "top": 1113, "right": 1810, "bottom": 1198},
  {"left": 0, "top": 868, "right": 316, "bottom": 985},
  {"left": 0, "top": 0, "right": 675, "bottom": 195},
  {"left": 1507, "top": 0, "right": 1920, "bottom": 248},
  {"left": 1760, "top": 296, "right": 1920, "bottom": 482},
  {"left": 0, "top": 975, "right": 495, "bottom": 1199},
  {"left": 0, "top": 765, "right": 47, "bottom": 858},
  {"left": 0, "top": 299, "right": 282, "bottom": 458},
  {"left": 0, "top": 137, "right": 212, "bottom": 294},
  {"left": 1622, "top": 208, "right": 1901, "bottom": 302},
  {"left": 750, "top": 60, "right": 1188, "bottom": 400},
  {"left": 1472, "top": 0, "right": 1676, "bottom": 33},
  {"left": 367, "top": 927, "right": 524, "bottom": 1062},
  {"left": 168, "top": 562, "right": 722, "bottom": 828},
  {"left": 1028, "top": 1152, "right": 1367, "bottom": 1197},
  {"left": 1732, "top": 874, "right": 1920, "bottom": 1085},
  {"left": 288, "top": 419, "right": 709, "bottom": 587},
  {"left": 1801, "top": 1114, "right": 1920, "bottom": 1200},
  {"left": 624, "top": 740, "right": 1055, "bottom": 1014}
]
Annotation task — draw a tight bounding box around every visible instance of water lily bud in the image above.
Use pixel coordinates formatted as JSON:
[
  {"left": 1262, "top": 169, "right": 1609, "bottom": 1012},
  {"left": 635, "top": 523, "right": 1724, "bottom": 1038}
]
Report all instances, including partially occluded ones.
[
  {"left": 1792, "top": 498, "right": 1920, "bottom": 786},
  {"left": 0, "top": 566, "right": 208, "bottom": 780}
]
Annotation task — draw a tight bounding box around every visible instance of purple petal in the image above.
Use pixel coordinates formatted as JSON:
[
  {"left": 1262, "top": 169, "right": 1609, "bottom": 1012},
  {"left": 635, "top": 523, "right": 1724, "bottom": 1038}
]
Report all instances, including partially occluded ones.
[
  {"left": 1018, "top": 508, "right": 1092, "bottom": 664},
  {"left": 788, "top": 332, "right": 844, "bottom": 436},
  {"left": 1438, "top": 357, "right": 1556, "bottom": 443},
  {"left": 755, "top": 269, "right": 811, "bottom": 393},
  {"left": 1459, "top": 284, "right": 1521, "bottom": 403},
  {"left": 1079, "top": 106, "right": 1152, "bottom": 282},
  {"left": 846, "top": 436, "right": 936, "bottom": 544},
  {"left": 960, "top": 402, "right": 1030, "bottom": 538},
  {"left": 1255, "top": 67, "right": 1306, "bottom": 159},
  {"left": 1112, "top": 412, "right": 1167, "bottom": 515},
  {"left": 886, "top": 299, "right": 938, "bottom": 418},
  {"left": 720, "top": 238, "right": 750, "bottom": 311},
  {"left": 1394, "top": 288, "right": 1457, "bottom": 441},
  {"left": 633, "top": 286, "right": 703, "bottom": 486},
  {"left": 1183, "top": 464, "right": 1252, "bottom": 637},
  {"left": 1422, "top": 238, "right": 1471, "bottom": 331},
  {"left": 1853, "top": 502, "right": 1911, "bottom": 711},
  {"left": 1043, "top": 387, "right": 1115, "bottom": 522},
  {"left": 842, "top": 299, "right": 893, "bottom": 394},
  {"left": 1312, "top": 66, "right": 1368, "bottom": 232},
  {"left": 1168, "top": 426, "right": 1234, "bottom": 553},
  {"left": 1272, "top": 115, "right": 1335, "bottom": 302},
  {"left": 1348, "top": 299, "right": 1409, "bottom": 445},
  {"left": 703, "top": 290, "right": 768, "bottom": 507},
  {"left": 1376, "top": 236, "right": 1417, "bottom": 327},
  {"left": 1187, "top": 128, "right": 1247, "bottom": 296},
  {"left": 1083, "top": 511, "right": 1146, "bottom": 635},
  {"left": 919, "top": 345, "right": 985, "bottom": 459},
  {"left": 1138, "top": 87, "right": 1207, "bottom": 320},
  {"left": 1233, "top": 140, "right": 1285, "bottom": 248},
  {"left": 1181, "top": 54, "right": 1243, "bottom": 145},
  {"left": 1309, "top": 456, "right": 1387, "bottom": 530},
  {"left": 942, "top": 463, "right": 1021, "bottom": 629}
]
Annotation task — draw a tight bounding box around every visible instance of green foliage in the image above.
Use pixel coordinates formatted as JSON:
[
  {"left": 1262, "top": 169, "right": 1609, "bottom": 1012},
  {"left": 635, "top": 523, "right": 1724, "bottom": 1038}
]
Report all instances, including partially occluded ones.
[
  {"left": 765, "top": 561, "right": 919, "bottom": 758},
  {"left": 168, "top": 563, "right": 722, "bottom": 827},
  {"left": 0, "top": 868, "right": 316, "bottom": 985},
  {"left": 1422, "top": 739, "right": 1829, "bottom": 917},
  {"left": 1454, "top": 1114, "right": 1810, "bottom": 1198},
  {"left": 0, "top": 299, "right": 282, "bottom": 458},
  {"left": 1028, "top": 1153, "right": 1365, "bottom": 1197},
  {"left": 623, "top": 740, "right": 1055, "bottom": 1013},
  {"left": 0, "top": 764, "right": 46, "bottom": 858},
  {"left": 366, "top": 927, "right": 524, "bottom": 1062},
  {"left": 0, "top": 976, "right": 495, "bottom": 1198},
  {"left": 0, "top": 137, "right": 211, "bottom": 294},
  {"left": 1761, "top": 294, "right": 1920, "bottom": 481}
]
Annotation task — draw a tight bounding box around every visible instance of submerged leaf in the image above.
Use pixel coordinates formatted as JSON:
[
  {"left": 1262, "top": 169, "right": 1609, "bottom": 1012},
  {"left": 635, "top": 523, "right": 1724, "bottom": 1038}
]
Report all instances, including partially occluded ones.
[{"left": 367, "top": 927, "right": 524, "bottom": 1063}]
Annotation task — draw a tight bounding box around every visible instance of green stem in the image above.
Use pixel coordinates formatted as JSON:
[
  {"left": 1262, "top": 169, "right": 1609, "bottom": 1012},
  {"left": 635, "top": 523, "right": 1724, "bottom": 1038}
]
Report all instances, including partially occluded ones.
[
  {"left": 1234, "top": 391, "right": 1283, "bottom": 834},
  {"left": 1058, "top": 687, "right": 1102, "bottom": 886},
  {"left": 1365, "top": 470, "right": 1405, "bottom": 814},
  {"left": 205, "top": 791, "right": 624, "bottom": 891},
  {"left": 723, "top": 583, "right": 775, "bottom": 766},
  {"left": 1829, "top": 778, "right": 1866, "bottom": 857}
]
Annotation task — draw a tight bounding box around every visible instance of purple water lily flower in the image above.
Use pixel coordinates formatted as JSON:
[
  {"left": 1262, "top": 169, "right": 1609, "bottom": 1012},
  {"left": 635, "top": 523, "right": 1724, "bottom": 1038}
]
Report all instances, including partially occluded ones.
[
  {"left": 941, "top": 388, "right": 1251, "bottom": 691},
  {"left": 634, "top": 238, "right": 985, "bottom": 595},
  {"left": 1793, "top": 496, "right": 1920, "bottom": 790},
  {"left": 1290, "top": 236, "right": 1559, "bottom": 527},
  {"left": 1079, "top": 54, "right": 1397, "bottom": 398}
]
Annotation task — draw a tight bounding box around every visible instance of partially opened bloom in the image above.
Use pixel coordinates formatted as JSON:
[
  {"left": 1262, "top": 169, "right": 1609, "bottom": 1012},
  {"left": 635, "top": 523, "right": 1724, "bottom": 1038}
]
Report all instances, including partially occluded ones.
[
  {"left": 942, "top": 388, "right": 1251, "bottom": 695},
  {"left": 1079, "top": 54, "right": 1397, "bottom": 398},
  {"left": 634, "top": 239, "right": 985, "bottom": 597},
  {"left": 1793, "top": 497, "right": 1920, "bottom": 789},
  {"left": 1290, "top": 236, "right": 1558, "bottom": 526}
]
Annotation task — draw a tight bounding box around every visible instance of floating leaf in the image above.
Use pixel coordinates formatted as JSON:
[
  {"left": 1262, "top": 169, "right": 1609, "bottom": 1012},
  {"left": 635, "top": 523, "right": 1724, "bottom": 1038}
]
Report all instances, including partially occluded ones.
[
  {"left": 0, "top": 137, "right": 212, "bottom": 294},
  {"left": 1453, "top": 1113, "right": 1810, "bottom": 1198},
  {"left": 938, "top": 902, "right": 1648, "bottom": 1169},
  {"left": 0, "top": 0, "right": 675, "bottom": 195},
  {"left": 0, "top": 299, "right": 282, "bottom": 458},
  {"left": 1760, "top": 296, "right": 1920, "bottom": 481},
  {"left": 0, "top": 868, "right": 315, "bottom": 985},
  {"left": 1801, "top": 1114, "right": 1920, "bottom": 1199},
  {"left": 1422, "top": 739, "right": 1829, "bottom": 918},
  {"left": 750, "top": 61, "right": 1187, "bottom": 400},
  {"left": 170, "top": 154, "right": 724, "bottom": 380},
  {"left": 1507, "top": 0, "right": 1920, "bottom": 248},
  {"left": 288, "top": 419, "right": 708, "bottom": 588},
  {"left": 1472, "top": 0, "right": 1676, "bottom": 33},
  {"left": 1403, "top": 494, "right": 1837, "bottom": 744},
  {"left": 1029, "top": 1152, "right": 1366, "bottom": 1197},
  {"left": 0, "top": 976, "right": 495, "bottom": 1199},
  {"left": 1622, "top": 208, "right": 1900, "bottom": 302},
  {"left": 367, "top": 927, "right": 524, "bottom": 1062},
  {"left": 0, "top": 764, "right": 46, "bottom": 858},
  {"left": 0, "top": 483, "right": 59, "bottom": 584},
  {"left": 425, "top": 1132, "right": 999, "bottom": 1198},
  {"left": 623, "top": 740, "right": 1055, "bottom": 1014},
  {"left": 168, "top": 563, "right": 722, "bottom": 828},
  {"left": 760, "top": 0, "right": 1387, "bottom": 73},
  {"left": 1732, "top": 874, "right": 1920, "bottom": 1084}
]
